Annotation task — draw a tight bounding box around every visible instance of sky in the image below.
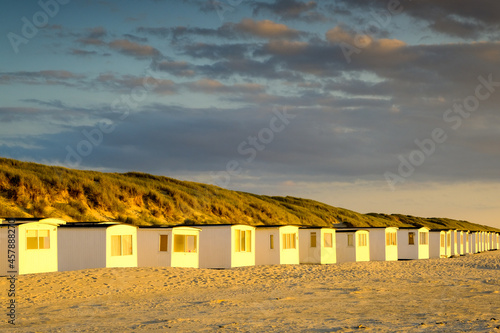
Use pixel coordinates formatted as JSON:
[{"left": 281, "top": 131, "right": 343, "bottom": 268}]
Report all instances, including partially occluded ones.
[{"left": 1, "top": 0, "right": 499, "bottom": 228}]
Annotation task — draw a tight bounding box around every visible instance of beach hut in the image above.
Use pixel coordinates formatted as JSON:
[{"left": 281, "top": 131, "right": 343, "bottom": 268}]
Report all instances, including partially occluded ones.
[
  {"left": 429, "top": 230, "right": 448, "bottom": 259},
  {"left": 456, "top": 231, "right": 466, "bottom": 255},
  {"left": 463, "top": 231, "right": 471, "bottom": 254},
  {"left": 449, "top": 230, "right": 459, "bottom": 256},
  {"left": 298, "top": 227, "right": 336, "bottom": 264},
  {"left": 481, "top": 231, "right": 487, "bottom": 252},
  {"left": 137, "top": 226, "right": 201, "bottom": 268},
  {"left": 255, "top": 225, "right": 300, "bottom": 266},
  {"left": 351, "top": 227, "right": 398, "bottom": 261},
  {"left": 197, "top": 224, "right": 255, "bottom": 269},
  {"left": 58, "top": 222, "right": 138, "bottom": 271},
  {"left": 0, "top": 218, "right": 65, "bottom": 275},
  {"left": 335, "top": 229, "right": 370, "bottom": 263},
  {"left": 444, "top": 230, "right": 452, "bottom": 257},
  {"left": 476, "top": 231, "right": 482, "bottom": 252},
  {"left": 471, "top": 231, "right": 480, "bottom": 253},
  {"left": 487, "top": 232, "right": 493, "bottom": 251},
  {"left": 397, "top": 227, "right": 430, "bottom": 260}
]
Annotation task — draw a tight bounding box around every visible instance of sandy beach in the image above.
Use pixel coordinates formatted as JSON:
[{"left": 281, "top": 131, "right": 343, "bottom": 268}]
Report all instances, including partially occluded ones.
[{"left": 1, "top": 251, "right": 499, "bottom": 332}]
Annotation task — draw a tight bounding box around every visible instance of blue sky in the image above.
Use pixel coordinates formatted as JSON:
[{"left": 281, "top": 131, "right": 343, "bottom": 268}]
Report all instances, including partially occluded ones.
[{"left": 1, "top": 0, "right": 500, "bottom": 228}]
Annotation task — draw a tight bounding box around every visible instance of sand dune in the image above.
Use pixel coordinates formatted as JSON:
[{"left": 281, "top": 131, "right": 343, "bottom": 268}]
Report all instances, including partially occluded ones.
[{"left": 1, "top": 251, "right": 499, "bottom": 332}]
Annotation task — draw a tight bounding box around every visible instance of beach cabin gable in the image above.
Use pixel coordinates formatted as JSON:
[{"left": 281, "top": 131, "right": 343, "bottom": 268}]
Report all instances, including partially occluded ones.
[
  {"left": 171, "top": 228, "right": 199, "bottom": 267},
  {"left": 231, "top": 225, "right": 255, "bottom": 267},
  {"left": 106, "top": 224, "right": 138, "bottom": 268},
  {"left": 0, "top": 218, "right": 65, "bottom": 275}
]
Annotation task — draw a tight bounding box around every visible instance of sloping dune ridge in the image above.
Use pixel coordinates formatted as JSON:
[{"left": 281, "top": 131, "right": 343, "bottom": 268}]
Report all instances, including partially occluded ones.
[{"left": 1, "top": 251, "right": 499, "bottom": 332}]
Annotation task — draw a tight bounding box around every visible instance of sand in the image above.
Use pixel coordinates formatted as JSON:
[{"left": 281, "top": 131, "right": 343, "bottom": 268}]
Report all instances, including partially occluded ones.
[{"left": 1, "top": 251, "right": 499, "bottom": 332}]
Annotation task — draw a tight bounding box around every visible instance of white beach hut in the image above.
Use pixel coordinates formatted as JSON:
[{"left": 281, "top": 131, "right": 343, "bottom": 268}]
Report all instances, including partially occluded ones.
[
  {"left": 397, "top": 227, "right": 430, "bottom": 260},
  {"left": 429, "top": 230, "right": 448, "bottom": 259},
  {"left": 463, "top": 231, "right": 471, "bottom": 254},
  {"left": 335, "top": 229, "right": 370, "bottom": 263},
  {"left": 58, "top": 222, "right": 138, "bottom": 271},
  {"left": 197, "top": 224, "right": 255, "bottom": 269},
  {"left": 444, "top": 230, "right": 452, "bottom": 257},
  {"left": 298, "top": 227, "right": 336, "bottom": 264},
  {"left": 487, "top": 232, "right": 493, "bottom": 251},
  {"left": 0, "top": 218, "right": 65, "bottom": 275},
  {"left": 456, "top": 230, "right": 466, "bottom": 255},
  {"left": 471, "top": 231, "right": 480, "bottom": 253},
  {"left": 255, "top": 225, "right": 300, "bottom": 266},
  {"left": 476, "top": 231, "right": 482, "bottom": 252},
  {"left": 449, "top": 230, "right": 459, "bottom": 256},
  {"left": 137, "top": 226, "right": 201, "bottom": 268},
  {"left": 351, "top": 227, "right": 398, "bottom": 261},
  {"left": 480, "top": 231, "right": 486, "bottom": 252}
]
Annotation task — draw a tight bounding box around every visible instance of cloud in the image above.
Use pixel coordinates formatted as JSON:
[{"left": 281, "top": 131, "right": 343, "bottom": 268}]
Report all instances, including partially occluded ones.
[
  {"left": 122, "top": 33, "right": 148, "bottom": 43},
  {"left": 334, "top": 0, "right": 500, "bottom": 39},
  {"left": 262, "top": 40, "right": 309, "bottom": 55},
  {"left": 108, "top": 39, "right": 161, "bottom": 59},
  {"left": 70, "top": 49, "right": 98, "bottom": 56},
  {"left": 78, "top": 26, "right": 107, "bottom": 45},
  {"left": 137, "top": 18, "right": 304, "bottom": 41},
  {"left": 234, "top": 18, "right": 302, "bottom": 39},
  {"left": 252, "top": 0, "right": 327, "bottom": 22},
  {"left": 325, "top": 26, "right": 406, "bottom": 52},
  {"left": 0, "top": 70, "right": 85, "bottom": 86},
  {"left": 95, "top": 73, "right": 177, "bottom": 95},
  {"left": 5, "top": 102, "right": 498, "bottom": 185},
  {"left": 187, "top": 79, "right": 265, "bottom": 94},
  {"left": 136, "top": 26, "right": 170, "bottom": 38},
  {"left": 153, "top": 60, "right": 196, "bottom": 77}
]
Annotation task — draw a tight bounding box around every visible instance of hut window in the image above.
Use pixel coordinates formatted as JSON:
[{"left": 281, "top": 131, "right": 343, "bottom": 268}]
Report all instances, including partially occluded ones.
[
  {"left": 447, "top": 233, "right": 451, "bottom": 246},
  {"left": 186, "top": 235, "right": 197, "bottom": 252},
  {"left": 159, "top": 235, "right": 168, "bottom": 252},
  {"left": 310, "top": 232, "right": 317, "bottom": 248},
  {"left": 26, "top": 229, "right": 50, "bottom": 250},
  {"left": 270, "top": 234, "right": 274, "bottom": 249},
  {"left": 324, "top": 233, "right": 333, "bottom": 248},
  {"left": 111, "top": 235, "right": 133, "bottom": 256},
  {"left": 347, "top": 234, "right": 354, "bottom": 247},
  {"left": 440, "top": 234, "right": 445, "bottom": 247},
  {"left": 386, "top": 232, "right": 397, "bottom": 246},
  {"left": 235, "top": 230, "right": 251, "bottom": 252},
  {"left": 358, "top": 233, "right": 367, "bottom": 247},
  {"left": 282, "top": 233, "right": 297, "bottom": 249},
  {"left": 122, "top": 235, "right": 133, "bottom": 255},
  {"left": 111, "top": 235, "right": 122, "bottom": 256},
  {"left": 408, "top": 232, "right": 415, "bottom": 245},
  {"left": 174, "top": 235, "right": 198, "bottom": 253},
  {"left": 419, "top": 232, "right": 428, "bottom": 245}
]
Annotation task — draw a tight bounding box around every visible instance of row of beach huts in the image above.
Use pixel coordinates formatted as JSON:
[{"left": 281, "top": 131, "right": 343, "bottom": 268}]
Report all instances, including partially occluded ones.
[{"left": 1, "top": 218, "right": 499, "bottom": 275}]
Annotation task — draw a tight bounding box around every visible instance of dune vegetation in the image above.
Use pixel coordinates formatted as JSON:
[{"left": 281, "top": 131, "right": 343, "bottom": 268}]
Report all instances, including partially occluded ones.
[{"left": 0, "top": 157, "right": 498, "bottom": 232}]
